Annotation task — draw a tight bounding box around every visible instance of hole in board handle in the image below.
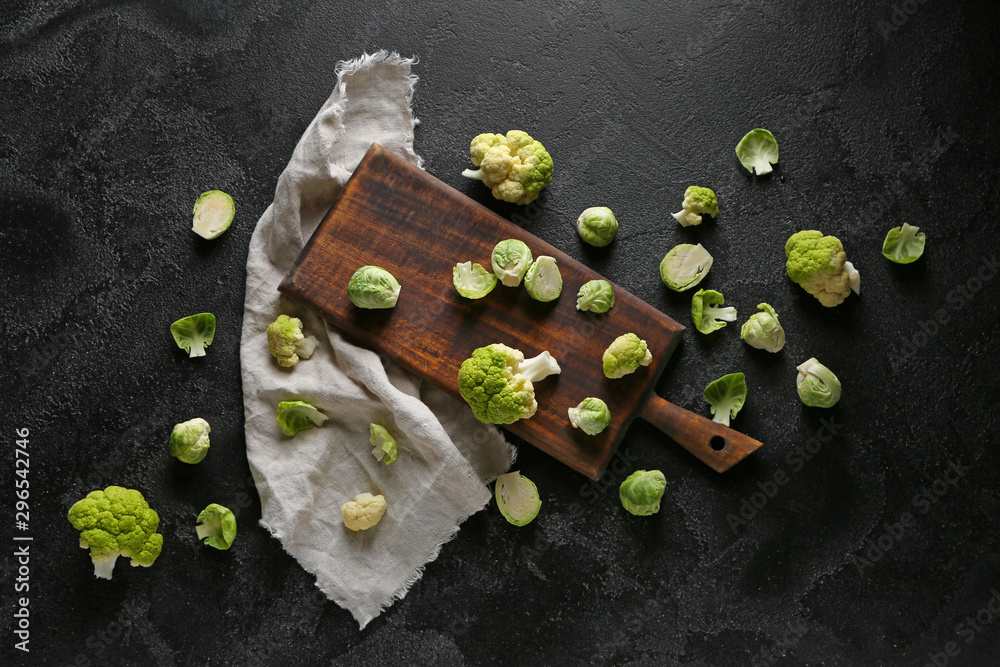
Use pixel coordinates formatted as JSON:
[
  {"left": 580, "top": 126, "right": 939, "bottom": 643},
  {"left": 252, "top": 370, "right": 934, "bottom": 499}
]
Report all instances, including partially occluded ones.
[{"left": 709, "top": 436, "right": 726, "bottom": 452}]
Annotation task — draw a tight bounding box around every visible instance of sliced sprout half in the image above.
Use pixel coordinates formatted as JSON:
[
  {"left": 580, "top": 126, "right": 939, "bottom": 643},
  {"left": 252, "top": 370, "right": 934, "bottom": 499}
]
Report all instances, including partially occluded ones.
[
  {"left": 524, "top": 256, "right": 563, "bottom": 302},
  {"left": 882, "top": 223, "right": 926, "bottom": 264},
  {"left": 170, "top": 313, "right": 216, "bottom": 358},
  {"left": 735, "top": 129, "right": 779, "bottom": 176},
  {"left": 453, "top": 261, "right": 498, "bottom": 299},
  {"left": 703, "top": 372, "right": 747, "bottom": 427},
  {"left": 659, "top": 244, "right": 713, "bottom": 292},
  {"left": 495, "top": 471, "right": 541, "bottom": 526},
  {"left": 192, "top": 190, "right": 235, "bottom": 239}
]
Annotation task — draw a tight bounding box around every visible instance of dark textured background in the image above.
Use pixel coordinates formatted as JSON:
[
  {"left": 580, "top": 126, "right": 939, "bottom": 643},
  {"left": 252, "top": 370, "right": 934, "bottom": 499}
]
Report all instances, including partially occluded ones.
[{"left": 2, "top": 1, "right": 999, "bottom": 665}]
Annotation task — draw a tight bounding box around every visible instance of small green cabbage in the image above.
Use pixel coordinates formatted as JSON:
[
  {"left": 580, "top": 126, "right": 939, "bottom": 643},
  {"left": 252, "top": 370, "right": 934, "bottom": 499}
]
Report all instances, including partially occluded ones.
[
  {"left": 672, "top": 186, "right": 718, "bottom": 227},
  {"left": 741, "top": 303, "right": 785, "bottom": 352},
  {"left": 796, "top": 358, "right": 841, "bottom": 408},
  {"left": 882, "top": 223, "right": 926, "bottom": 264},
  {"left": 170, "top": 313, "right": 216, "bottom": 358},
  {"left": 692, "top": 289, "right": 737, "bottom": 334},
  {"left": 576, "top": 207, "right": 619, "bottom": 247},
  {"left": 453, "top": 261, "right": 498, "bottom": 299},
  {"left": 491, "top": 239, "right": 533, "bottom": 287},
  {"left": 524, "top": 256, "right": 563, "bottom": 302},
  {"left": 369, "top": 423, "right": 397, "bottom": 464},
  {"left": 703, "top": 373, "right": 747, "bottom": 427},
  {"left": 619, "top": 470, "right": 666, "bottom": 516},
  {"left": 276, "top": 400, "right": 329, "bottom": 436},
  {"left": 196, "top": 503, "right": 237, "bottom": 550},
  {"left": 495, "top": 471, "right": 541, "bottom": 526},
  {"left": 192, "top": 190, "right": 235, "bottom": 239},
  {"left": 576, "top": 279, "right": 615, "bottom": 313},
  {"left": 660, "top": 244, "right": 713, "bottom": 292},
  {"left": 169, "top": 418, "right": 211, "bottom": 464},
  {"left": 735, "top": 128, "right": 779, "bottom": 175},
  {"left": 568, "top": 397, "right": 611, "bottom": 435},
  {"left": 347, "top": 266, "right": 400, "bottom": 309}
]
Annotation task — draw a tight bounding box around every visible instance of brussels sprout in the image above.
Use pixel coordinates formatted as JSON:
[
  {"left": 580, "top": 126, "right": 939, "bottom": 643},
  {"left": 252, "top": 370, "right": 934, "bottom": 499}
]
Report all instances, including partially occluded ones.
[
  {"left": 735, "top": 128, "right": 779, "bottom": 175},
  {"left": 276, "top": 400, "right": 328, "bottom": 436},
  {"left": 495, "top": 471, "right": 541, "bottom": 526},
  {"left": 192, "top": 190, "right": 235, "bottom": 239},
  {"left": 491, "top": 239, "right": 533, "bottom": 287},
  {"left": 796, "top": 358, "right": 841, "bottom": 408},
  {"left": 347, "top": 266, "right": 400, "bottom": 309},
  {"left": 741, "top": 303, "right": 785, "bottom": 352},
  {"left": 170, "top": 313, "right": 216, "bottom": 358},
  {"left": 659, "top": 244, "right": 713, "bottom": 292},
  {"left": 169, "top": 418, "right": 211, "bottom": 464},
  {"left": 524, "top": 256, "right": 563, "bottom": 302},
  {"left": 576, "top": 279, "right": 615, "bottom": 313},
  {"left": 619, "top": 470, "right": 666, "bottom": 516},
  {"left": 576, "top": 207, "right": 619, "bottom": 247},
  {"left": 195, "top": 503, "right": 237, "bottom": 550},
  {"left": 703, "top": 373, "right": 747, "bottom": 427},
  {"left": 691, "top": 289, "right": 737, "bottom": 334},
  {"left": 453, "top": 261, "right": 497, "bottom": 299},
  {"left": 882, "top": 223, "right": 926, "bottom": 264},
  {"left": 369, "top": 423, "right": 397, "bottom": 464},
  {"left": 567, "top": 397, "right": 611, "bottom": 435}
]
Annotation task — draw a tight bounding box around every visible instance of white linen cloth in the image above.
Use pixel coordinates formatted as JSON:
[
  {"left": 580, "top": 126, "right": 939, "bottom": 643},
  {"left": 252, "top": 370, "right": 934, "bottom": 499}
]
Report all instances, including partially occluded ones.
[{"left": 239, "top": 51, "right": 513, "bottom": 628}]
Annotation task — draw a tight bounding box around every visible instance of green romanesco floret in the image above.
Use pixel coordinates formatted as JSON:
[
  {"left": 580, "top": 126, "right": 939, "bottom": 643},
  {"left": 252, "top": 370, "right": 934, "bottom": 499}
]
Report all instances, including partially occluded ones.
[
  {"left": 672, "top": 186, "right": 719, "bottom": 227},
  {"left": 785, "top": 230, "right": 860, "bottom": 307},
  {"left": 67, "top": 486, "right": 163, "bottom": 580},
  {"left": 462, "top": 131, "right": 554, "bottom": 205},
  {"left": 267, "top": 314, "right": 318, "bottom": 367},
  {"left": 458, "top": 343, "right": 561, "bottom": 424},
  {"left": 602, "top": 333, "right": 653, "bottom": 379}
]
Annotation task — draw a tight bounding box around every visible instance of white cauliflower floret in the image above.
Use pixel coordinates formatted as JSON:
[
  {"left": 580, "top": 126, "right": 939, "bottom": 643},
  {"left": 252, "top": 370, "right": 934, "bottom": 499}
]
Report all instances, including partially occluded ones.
[{"left": 341, "top": 493, "right": 387, "bottom": 531}]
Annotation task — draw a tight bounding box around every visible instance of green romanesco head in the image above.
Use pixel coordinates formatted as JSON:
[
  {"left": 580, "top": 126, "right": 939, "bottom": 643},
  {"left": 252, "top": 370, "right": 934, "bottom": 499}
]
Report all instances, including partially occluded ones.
[
  {"left": 467, "top": 130, "right": 553, "bottom": 205},
  {"left": 684, "top": 186, "right": 718, "bottom": 217},
  {"left": 458, "top": 343, "right": 537, "bottom": 424},
  {"left": 673, "top": 186, "right": 718, "bottom": 227},
  {"left": 67, "top": 486, "right": 163, "bottom": 578},
  {"left": 603, "top": 333, "right": 653, "bottom": 379},
  {"left": 785, "top": 230, "right": 852, "bottom": 307},
  {"left": 267, "top": 314, "right": 305, "bottom": 367}
]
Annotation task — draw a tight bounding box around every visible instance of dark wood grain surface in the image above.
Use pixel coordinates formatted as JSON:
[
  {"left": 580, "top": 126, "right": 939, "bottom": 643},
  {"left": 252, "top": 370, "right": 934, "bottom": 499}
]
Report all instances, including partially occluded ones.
[{"left": 280, "top": 144, "right": 760, "bottom": 479}]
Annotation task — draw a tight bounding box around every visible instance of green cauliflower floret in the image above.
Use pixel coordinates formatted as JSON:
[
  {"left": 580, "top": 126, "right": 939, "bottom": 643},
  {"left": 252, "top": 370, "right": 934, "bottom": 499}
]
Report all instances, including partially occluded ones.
[
  {"left": 603, "top": 333, "right": 653, "bottom": 379},
  {"left": 267, "top": 314, "right": 318, "bottom": 367},
  {"left": 458, "top": 343, "right": 561, "bottom": 424},
  {"left": 67, "top": 486, "right": 163, "bottom": 580},
  {"left": 672, "top": 186, "right": 719, "bottom": 227},
  {"left": 462, "top": 130, "right": 554, "bottom": 205},
  {"left": 785, "top": 230, "right": 860, "bottom": 307}
]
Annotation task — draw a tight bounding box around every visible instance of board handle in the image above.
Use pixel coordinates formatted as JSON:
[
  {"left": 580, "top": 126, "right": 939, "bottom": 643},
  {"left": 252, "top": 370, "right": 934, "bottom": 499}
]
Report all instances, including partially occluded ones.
[{"left": 639, "top": 394, "right": 762, "bottom": 472}]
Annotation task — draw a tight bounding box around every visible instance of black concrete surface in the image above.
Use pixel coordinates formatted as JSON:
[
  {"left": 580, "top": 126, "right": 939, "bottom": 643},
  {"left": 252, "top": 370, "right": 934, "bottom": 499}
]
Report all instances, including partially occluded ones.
[{"left": 2, "top": 1, "right": 999, "bottom": 665}]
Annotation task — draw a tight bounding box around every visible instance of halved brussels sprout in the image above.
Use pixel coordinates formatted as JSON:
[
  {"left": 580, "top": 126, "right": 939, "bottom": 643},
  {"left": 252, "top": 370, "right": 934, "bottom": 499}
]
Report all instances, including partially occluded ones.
[{"left": 495, "top": 471, "right": 541, "bottom": 526}]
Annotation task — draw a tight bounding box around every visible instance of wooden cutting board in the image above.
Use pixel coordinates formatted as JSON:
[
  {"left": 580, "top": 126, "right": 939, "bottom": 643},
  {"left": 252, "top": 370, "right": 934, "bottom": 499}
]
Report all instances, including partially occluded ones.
[{"left": 279, "top": 144, "right": 761, "bottom": 480}]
